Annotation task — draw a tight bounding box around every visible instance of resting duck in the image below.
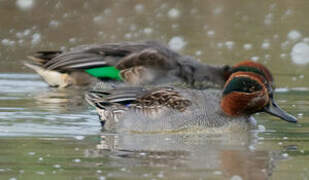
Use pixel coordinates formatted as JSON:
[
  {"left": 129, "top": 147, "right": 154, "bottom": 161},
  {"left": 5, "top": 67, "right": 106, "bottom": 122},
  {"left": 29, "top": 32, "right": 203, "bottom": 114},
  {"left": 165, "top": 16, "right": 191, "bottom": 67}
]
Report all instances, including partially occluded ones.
[
  {"left": 85, "top": 68, "right": 297, "bottom": 133},
  {"left": 25, "top": 41, "right": 231, "bottom": 89}
]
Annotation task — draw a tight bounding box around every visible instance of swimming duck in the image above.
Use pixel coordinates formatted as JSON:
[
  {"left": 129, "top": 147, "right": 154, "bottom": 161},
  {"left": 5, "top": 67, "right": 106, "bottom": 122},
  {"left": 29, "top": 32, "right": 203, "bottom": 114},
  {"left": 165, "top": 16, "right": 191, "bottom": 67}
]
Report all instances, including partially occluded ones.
[
  {"left": 85, "top": 70, "right": 297, "bottom": 133},
  {"left": 25, "top": 41, "right": 231, "bottom": 88}
]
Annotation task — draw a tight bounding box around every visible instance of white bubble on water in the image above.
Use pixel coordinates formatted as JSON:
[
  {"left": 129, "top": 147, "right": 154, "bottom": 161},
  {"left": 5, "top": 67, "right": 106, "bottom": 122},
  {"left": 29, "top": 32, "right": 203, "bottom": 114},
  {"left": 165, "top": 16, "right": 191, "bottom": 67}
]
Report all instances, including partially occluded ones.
[
  {"left": 99, "top": 176, "right": 106, "bottom": 180},
  {"left": 168, "top": 36, "right": 186, "bottom": 51},
  {"left": 53, "top": 164, "right": 61, "bottom": 168},
  {"left": 36, "top": 171, "right": 45, "bottom": 175},
  {"left": 16, "top": 32, "right": 23, "bottom": 38},
  {"left": 157, "top": 171, "right": 164, "bottom": 178},
  {"left": 264, "top": 13, "right": 273, "bottom": 25},
  {"left": 217, "top": 42, "right": 223, "bottom": 48},
  {"left": 258, "top": 125, "right": 266, "bottom": 132},
  {"left": 273, "top": 34, "right": 279, "bottom": 39},
  {"left": 96, "top": 170, "right": 102, "bottom": 174},
  {"left": 207, "top": 30, "right": 215, "bottom": 37},
  {"left": 225, "top": 41, "right": 235, "bottom": 49},
  {"left": 69, "top": 38, "right": 77, "bottom": 44},
  {"left": 93, "top": 16, "right": 104, "bottom": 23},
  {"left": 195, "top": 50, "right": 202, "bottom": 56},
  {"left": 290, "top": 42, "right": 309, "bottom": 64},
  {"left": 243, "top": 43, "right": 252, "bottom": 50},
  {"left": 143, "top": 28, "right": 153, "bottom": 35},
  {"left": 117, "top": 17, "right": 124, "bottom": 24},
  {"left": 280, "top": 53, "right": 287, "bottom": 59},
  {"left": 74, "top": 136, "right": 85, "bottom": 140},
  {"left": 104, "top": 9, "right": 112, "bottom": 15},
  {"left": 120, "top": 167, "right": 127, "bottom": 172},
  {"left": 282, "top": 153, "right": 289, "bottom": 158},
  {"left": 28, "top": 152, "right": 36, "bottom": 155},
  {"left": 287, "top": 30, "right": 302, "bottom": 41},
  {"left": 124, "top": 33, "right": 132, "bottom": 39},
  {"left": 248, "top": 145, "right": 256, "bottom": 151},
  {"left": 213, "top": 171, "right": 223, "bottom": 175},
  {"left": 135, "top": 4, "right": 144, "bottom": 13},
  {"left": 73, "top": 158, "right": 81, "bottom": 163},
  {"left": 1, "top": 39, "right": 11, "bottom": 46},
  {"left": 171, "top": 24, "right": 179, "bottom": 29},
  {"left": 23, "top": 29, "right": 31, "bottom": 36},
  {"left": 16, "top": 0, "right": 34, "bottom": 10},
  {"left": 49, "top": 20, "right": 60, "bottom": 28},
  {"left": 31, "top": 33, "right": 41, "bottom": 45},
  {"left": 251, "top": 56, "right": 259, "bottom": 61},
  {"left": 261, "top": 42, "right": 270, "bottom": 49},
  {"left": 168, "top": 8, "right": 180, "bottom": 19},
  {"left": 231, "top": 175, "right": 243, "bottom": 180},
  {"left": 278, "top": 142, "right": 283, "bottom": 145}
]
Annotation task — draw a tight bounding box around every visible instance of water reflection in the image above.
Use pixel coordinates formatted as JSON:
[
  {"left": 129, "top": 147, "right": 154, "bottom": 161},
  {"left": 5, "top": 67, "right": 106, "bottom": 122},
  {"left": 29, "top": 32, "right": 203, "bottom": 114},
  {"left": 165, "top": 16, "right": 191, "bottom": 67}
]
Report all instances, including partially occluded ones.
[
  {"left": 87, "top": 132, "right": 273, "bottom": 179},
  {"left": 0, "top": 73, "right": 100, "bottom": 136}
]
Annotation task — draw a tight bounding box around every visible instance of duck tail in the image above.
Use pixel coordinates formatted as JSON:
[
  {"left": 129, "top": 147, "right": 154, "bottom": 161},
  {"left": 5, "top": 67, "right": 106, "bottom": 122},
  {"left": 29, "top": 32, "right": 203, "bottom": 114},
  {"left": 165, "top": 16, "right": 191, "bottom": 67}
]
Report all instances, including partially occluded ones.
[
  {"left": 24, "top": 61, "right": 71, "bottom": 88},
  {"left": 27, "top": 51, "right": 62, "bottom": 65}
]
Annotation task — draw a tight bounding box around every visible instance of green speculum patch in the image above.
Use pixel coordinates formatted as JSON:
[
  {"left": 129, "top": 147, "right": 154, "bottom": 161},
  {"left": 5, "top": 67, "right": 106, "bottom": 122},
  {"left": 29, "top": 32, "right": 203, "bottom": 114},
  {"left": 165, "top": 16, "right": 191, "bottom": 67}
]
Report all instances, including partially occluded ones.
[
  {"left": 85, "top": 66, "right": 121, "bottom": 80},
  {"left": 223, "top": 77, "right": 262, "bottom": 96}
]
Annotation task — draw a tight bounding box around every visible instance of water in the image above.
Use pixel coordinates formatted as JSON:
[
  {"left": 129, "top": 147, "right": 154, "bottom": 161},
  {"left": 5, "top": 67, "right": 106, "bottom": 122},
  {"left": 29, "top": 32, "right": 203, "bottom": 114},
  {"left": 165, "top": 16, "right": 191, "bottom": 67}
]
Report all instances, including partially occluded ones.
[{"left": 1, "top": 0, "right": 309, "bottom": 179}]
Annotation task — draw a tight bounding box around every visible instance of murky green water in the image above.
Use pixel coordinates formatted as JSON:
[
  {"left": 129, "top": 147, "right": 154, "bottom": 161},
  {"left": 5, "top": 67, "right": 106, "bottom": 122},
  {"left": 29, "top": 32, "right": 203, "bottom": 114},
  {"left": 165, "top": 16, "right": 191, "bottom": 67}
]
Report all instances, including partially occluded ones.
[{"left": 1, "top": 0, "right": 309, "bottom": 179}]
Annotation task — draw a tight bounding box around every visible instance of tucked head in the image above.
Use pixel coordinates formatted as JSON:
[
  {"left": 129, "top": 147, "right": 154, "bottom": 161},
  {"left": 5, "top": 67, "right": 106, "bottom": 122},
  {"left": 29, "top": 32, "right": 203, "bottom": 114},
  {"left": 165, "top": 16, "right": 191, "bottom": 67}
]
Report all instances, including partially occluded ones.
[{"left": 221, "top": 72, "right": 297, "bottom": 123}]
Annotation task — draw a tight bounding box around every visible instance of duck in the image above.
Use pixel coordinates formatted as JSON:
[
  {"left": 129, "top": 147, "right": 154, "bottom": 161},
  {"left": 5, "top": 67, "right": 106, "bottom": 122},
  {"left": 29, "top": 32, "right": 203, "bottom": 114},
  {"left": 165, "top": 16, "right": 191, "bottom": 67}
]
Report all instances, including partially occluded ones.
[
  {"left": 25, "top": 41, "right": 231, "bottom": 89},
  {"left": 85, "top": 70, "right": 297, "bottom": 133}
]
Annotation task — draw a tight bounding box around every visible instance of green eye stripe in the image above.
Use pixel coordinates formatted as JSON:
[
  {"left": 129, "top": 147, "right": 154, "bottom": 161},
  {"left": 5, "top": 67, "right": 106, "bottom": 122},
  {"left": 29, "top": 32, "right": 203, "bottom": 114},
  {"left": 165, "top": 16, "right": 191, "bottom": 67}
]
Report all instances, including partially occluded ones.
[{"left": 223, "top": 77, "right": 263, "bottom": 96}]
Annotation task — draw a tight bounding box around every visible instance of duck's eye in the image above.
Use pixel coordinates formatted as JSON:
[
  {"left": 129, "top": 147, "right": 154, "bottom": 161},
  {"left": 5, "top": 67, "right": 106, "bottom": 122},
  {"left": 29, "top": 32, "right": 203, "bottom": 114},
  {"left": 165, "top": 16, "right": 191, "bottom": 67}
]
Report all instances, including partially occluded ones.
[{"left": 223, "top": 77, "right": 262, "bottom": 96}]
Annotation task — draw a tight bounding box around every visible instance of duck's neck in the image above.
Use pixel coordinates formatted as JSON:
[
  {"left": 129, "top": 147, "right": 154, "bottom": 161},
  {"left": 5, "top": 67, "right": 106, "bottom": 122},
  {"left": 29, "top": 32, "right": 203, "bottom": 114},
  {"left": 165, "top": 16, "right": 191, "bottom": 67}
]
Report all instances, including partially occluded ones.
[{"left": 177, "top": 57, "right": 231, "bottom": 89}]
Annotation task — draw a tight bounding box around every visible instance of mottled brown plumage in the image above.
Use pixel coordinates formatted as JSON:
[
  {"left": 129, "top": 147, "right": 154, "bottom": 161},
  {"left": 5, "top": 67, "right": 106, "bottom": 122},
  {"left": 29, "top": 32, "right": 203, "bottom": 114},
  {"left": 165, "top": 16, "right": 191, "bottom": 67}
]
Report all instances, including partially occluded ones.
[{"left": 136, "top": 87, "right": 192, "bottom": 112}]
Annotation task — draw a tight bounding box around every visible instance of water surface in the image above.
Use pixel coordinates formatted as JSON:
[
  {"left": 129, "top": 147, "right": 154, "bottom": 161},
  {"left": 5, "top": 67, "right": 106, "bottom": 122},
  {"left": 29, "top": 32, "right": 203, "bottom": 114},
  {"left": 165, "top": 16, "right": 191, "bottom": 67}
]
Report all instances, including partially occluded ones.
[{"left": 1, "top": 0, "right": 309, "bottom": 179}]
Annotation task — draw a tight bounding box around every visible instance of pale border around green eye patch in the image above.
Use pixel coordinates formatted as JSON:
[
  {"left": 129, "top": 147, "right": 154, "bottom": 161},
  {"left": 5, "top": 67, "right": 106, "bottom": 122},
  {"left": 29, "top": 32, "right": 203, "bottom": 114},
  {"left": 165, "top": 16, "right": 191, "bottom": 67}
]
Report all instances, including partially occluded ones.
[
  {"left": 85, "top": 66, "right": 122, "bottom": 80},
  {"left": 232, "top": 66, "right": 266, "bottom": 79}
]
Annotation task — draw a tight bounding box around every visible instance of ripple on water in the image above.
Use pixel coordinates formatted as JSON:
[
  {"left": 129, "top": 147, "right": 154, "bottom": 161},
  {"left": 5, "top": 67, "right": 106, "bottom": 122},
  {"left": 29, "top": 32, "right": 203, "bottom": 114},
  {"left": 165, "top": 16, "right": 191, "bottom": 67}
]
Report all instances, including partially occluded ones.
[{"left": 0, "top": 73, "right": 100, "bottom": 137}]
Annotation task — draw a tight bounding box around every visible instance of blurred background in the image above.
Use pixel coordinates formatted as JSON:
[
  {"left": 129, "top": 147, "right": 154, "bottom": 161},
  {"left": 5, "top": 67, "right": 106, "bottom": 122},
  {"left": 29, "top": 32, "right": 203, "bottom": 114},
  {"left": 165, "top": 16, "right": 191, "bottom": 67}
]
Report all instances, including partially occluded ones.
[
  {"left": 1, "top": 0, "right": 309, "bottom": 87},
  {"left": 0, "top": 0, "right": 309, "bottom": 179}
]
